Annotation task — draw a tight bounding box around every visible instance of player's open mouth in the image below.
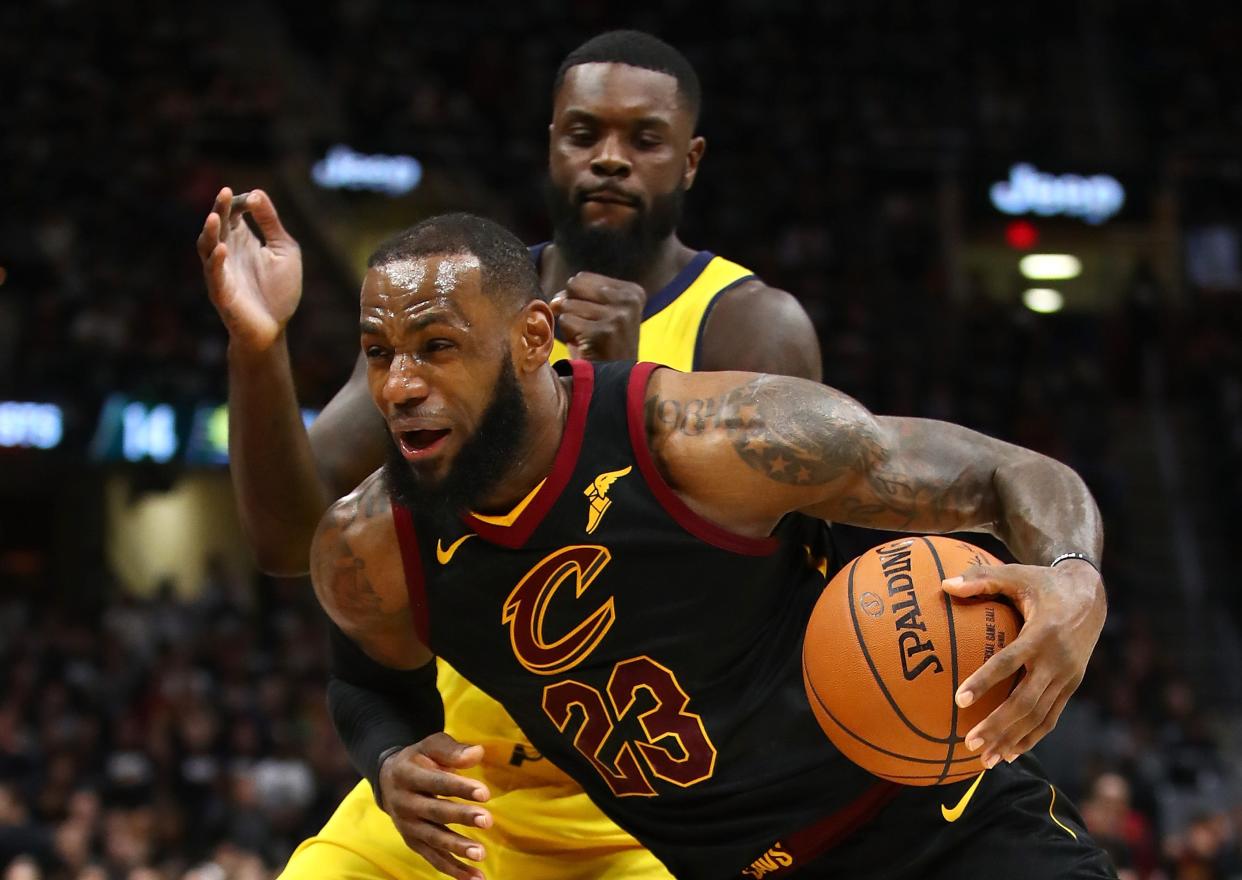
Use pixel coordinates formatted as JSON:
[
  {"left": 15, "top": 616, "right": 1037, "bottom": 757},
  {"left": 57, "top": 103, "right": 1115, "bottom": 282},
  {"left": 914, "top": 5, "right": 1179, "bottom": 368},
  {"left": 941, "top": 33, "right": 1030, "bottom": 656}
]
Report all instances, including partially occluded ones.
[{"left": 398, "top": 429, "right": 450, "bottom": 459}]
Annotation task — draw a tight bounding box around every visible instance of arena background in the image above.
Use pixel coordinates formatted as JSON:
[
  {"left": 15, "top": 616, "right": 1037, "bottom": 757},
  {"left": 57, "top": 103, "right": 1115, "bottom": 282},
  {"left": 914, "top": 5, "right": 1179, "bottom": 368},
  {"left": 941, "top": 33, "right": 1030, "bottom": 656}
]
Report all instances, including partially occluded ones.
[{"left": 2, "top": 2, "right": 1241, "bottom": 878}]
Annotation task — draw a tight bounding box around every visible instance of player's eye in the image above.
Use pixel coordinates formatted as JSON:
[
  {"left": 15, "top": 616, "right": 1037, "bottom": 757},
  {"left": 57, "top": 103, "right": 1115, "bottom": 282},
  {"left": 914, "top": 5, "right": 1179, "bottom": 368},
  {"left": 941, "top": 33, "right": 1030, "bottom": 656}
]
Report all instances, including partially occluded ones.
[
  {"left": 425, "top": 338, "right": 456, "bottom": 354},
  {"left": 364, "top": 344, "right": 390, "bottom": 359},
  {"left": 567, "top": 127, "right": 596, "bottom": 146},
  {"left": 635, "top": 133, "right": 663, "bottom": 149}
]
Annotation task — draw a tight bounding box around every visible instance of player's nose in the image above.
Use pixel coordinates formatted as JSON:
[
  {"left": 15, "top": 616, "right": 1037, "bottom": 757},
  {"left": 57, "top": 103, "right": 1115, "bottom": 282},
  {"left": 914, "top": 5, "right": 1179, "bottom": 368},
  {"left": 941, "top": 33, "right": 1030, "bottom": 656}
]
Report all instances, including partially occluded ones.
[
  {"left": 382, "top": 353, "right": 431, "bottom": 407},
  {"left": 589, "top": 133, "right": 631, "bottom": 178}
]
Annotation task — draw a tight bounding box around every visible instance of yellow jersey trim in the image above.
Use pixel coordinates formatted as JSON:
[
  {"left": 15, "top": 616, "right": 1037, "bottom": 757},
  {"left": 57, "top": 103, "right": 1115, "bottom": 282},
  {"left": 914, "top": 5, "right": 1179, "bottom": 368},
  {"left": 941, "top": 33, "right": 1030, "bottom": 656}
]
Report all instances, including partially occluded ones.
[
  {"left": 1048, "top": 784, "right": 1079, "bottom": 839},
  {"left": 550, "top": 252, "right": 756, "bottom": 371},
  {"left": 471, "top": 479, "right": 548, "bottom": 527}
]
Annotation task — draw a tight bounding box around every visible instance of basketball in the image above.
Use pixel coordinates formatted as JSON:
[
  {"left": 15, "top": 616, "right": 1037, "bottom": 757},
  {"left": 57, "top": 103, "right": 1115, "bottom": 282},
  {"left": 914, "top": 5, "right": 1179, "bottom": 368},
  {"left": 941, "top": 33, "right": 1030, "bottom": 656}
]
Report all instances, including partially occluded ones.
[{"left": 802, "top": 536, "right": 1022, "bottom": 785}]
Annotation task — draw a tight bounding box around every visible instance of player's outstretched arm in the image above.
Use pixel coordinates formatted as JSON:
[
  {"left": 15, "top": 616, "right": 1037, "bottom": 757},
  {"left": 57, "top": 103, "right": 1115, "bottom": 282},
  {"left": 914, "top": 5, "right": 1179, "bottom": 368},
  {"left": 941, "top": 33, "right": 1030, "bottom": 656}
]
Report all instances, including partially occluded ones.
[
  {"left": 644, "top": 368, "right": 1106, "bottom": 771},
  {"left": 311, "top": 472, "right": 492, "bottom": 880},
  {"left": 199, "top": 188, "right": 387, "bottom": 576}
]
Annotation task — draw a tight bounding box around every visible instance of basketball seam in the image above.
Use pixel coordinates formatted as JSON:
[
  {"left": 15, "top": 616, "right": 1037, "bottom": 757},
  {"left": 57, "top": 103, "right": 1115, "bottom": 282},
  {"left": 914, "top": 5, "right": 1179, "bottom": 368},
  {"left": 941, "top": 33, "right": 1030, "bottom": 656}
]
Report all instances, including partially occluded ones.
[
  {"left": 847, "top": 549, "right": 955, "bottom": 744},
  {"left": 919, "top": 536, "right": 961, "bottom": 785},
  {"left": 802, "top": 653, "right": 978, "bottom": 766}
]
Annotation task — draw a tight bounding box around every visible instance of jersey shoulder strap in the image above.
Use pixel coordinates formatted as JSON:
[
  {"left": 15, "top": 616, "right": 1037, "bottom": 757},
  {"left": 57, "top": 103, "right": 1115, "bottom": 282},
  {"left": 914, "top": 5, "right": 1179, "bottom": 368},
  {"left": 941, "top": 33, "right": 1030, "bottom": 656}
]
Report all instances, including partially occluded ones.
[{"left": 638, "top": 254, "right": 757, "bottom": 371}]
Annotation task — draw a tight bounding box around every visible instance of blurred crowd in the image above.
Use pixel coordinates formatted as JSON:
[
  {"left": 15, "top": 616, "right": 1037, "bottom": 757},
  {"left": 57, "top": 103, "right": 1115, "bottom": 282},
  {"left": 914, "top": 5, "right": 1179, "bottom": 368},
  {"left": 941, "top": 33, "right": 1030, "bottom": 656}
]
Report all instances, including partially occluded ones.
[
  {"left": 0, "top": 566, "right": 355, "bottom": 880},
  {"left": 3, "top": 0, "right": 1242, "bottom": 878}
]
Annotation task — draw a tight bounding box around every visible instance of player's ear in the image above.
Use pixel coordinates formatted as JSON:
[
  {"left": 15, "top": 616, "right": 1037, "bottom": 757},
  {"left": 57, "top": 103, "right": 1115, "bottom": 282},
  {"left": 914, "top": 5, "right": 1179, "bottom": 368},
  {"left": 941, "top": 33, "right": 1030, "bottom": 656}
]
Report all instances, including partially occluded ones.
[
  {"left": 683, "top": 135, "right": 706, "bottom": 191},
  {"left": 515, "top": 299, "right": 556, "bottom": 373}
]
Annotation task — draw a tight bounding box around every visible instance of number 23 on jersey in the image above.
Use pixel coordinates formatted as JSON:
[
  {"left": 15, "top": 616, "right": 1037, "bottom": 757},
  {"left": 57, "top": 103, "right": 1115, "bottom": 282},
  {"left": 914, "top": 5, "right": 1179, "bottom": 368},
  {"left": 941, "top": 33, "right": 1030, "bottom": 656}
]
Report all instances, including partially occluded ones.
[{"left": 502, "top": 545, "right": 718, "bottom": 796}]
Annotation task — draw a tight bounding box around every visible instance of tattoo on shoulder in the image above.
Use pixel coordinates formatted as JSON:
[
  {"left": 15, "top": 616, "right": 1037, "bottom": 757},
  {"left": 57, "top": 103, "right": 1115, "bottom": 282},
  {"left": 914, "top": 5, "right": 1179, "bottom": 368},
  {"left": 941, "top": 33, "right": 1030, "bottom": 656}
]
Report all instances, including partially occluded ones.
[
  {"left": 330, "top": 548, "right": 384, "bottom": 617},
  {"left": 323, "top": 487, "right": 390, "bottom": 620},
  {"left": 360, "top": 478, "right": 389, "bottom": 520},
  {"left": 646, "top": 377, "right": 875, "bottom": 486}
]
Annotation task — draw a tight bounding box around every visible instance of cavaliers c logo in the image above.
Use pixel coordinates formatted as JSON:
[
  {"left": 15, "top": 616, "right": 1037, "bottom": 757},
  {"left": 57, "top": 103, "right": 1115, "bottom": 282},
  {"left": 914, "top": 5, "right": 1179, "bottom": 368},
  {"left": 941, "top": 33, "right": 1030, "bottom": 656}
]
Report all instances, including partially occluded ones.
[{"left": 502, "top": 545, "right": 616, "bottom": 675}]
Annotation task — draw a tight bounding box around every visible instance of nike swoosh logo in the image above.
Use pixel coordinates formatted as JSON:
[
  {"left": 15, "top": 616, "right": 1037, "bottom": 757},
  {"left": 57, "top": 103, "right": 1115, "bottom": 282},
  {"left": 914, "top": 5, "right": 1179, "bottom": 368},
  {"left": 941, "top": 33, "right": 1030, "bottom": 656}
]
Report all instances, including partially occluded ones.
[
  {"left": 435, "top": 534, "right": 476, "bottom": 565},
  {"left": 941, "top": 770, "right": 986, "bottom": 822}
]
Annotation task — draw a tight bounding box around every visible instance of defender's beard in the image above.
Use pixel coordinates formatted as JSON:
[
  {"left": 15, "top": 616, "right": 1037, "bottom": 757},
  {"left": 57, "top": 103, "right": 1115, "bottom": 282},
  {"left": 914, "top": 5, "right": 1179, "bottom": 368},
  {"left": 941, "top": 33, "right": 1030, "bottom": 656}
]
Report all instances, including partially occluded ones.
[{"left": 545, "top": 178, "right": 685, "bottom": 282}]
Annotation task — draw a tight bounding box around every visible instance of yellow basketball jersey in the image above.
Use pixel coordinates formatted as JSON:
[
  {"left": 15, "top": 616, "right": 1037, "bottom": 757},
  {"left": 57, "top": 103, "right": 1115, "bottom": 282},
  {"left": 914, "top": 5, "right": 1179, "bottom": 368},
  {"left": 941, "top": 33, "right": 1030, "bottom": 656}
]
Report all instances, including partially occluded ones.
[{"left": 548, "top": 250, "right": 757, "bottom": 369}]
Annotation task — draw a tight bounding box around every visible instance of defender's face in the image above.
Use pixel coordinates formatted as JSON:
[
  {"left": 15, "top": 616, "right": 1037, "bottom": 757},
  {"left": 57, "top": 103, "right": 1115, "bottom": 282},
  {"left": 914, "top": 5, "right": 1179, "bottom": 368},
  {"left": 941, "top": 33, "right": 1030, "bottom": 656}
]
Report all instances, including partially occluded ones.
[
  {"left": 548, "top": 62, "right": 701, "bottom": 233},
  {"left": 360, "top": 255, "right": 510, "bottom": 484}
]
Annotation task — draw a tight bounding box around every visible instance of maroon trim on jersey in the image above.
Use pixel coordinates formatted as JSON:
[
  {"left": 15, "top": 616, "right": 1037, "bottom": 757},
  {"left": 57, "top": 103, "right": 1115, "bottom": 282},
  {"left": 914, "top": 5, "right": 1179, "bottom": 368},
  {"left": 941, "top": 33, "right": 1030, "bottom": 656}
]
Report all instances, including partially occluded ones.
[
  {"left": 747, "top": 781, "right": 902, "bottom": 874},
  {"left": 626, "top": 361, "right": 780, "bottom": 556},
  {"left": 462, "top": 359, "right": 594, "bottom": 548},
  {"left": 391, "top": 501, "right": 432, "bottom": 647}
]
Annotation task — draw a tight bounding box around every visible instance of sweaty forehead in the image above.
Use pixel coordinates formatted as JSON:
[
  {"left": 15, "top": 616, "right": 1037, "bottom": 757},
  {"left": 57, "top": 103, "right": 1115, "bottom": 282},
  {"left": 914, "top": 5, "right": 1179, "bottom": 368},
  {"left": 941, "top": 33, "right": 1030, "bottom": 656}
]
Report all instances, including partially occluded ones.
[
  {"left": 556, "top": 62, "right": 685, "bottom": 121},
  {"left": 362, "top": 253, "right": 483, "bottom": 316}
]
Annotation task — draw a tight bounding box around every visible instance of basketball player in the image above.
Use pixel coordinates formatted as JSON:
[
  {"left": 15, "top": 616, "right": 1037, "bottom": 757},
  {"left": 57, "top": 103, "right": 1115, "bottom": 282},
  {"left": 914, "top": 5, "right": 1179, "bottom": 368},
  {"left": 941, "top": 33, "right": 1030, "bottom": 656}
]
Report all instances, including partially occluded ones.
[
  {"left": 199, "top": 32, "right": 819, "bottom": 880},
  {"left": 310, "top": 212, "right": 1115, "bottom": 879}
]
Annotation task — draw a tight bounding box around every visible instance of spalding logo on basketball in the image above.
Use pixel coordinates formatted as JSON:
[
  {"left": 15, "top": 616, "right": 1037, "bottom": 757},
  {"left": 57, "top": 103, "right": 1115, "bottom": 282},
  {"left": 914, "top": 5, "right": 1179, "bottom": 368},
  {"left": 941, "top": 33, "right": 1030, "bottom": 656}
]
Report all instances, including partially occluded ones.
[{"left": 802, "top": 536, "right": 1022, "bottom": 785}]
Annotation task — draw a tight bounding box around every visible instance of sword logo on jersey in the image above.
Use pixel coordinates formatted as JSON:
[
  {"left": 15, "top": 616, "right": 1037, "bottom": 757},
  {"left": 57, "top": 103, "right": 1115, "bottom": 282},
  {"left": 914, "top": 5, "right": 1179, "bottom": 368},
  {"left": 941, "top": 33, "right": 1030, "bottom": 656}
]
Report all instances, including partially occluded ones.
[
  {"left": 583, "top": 466, "right": 632, "bottom": 534},
  {"left": 502, "top": 545, "right": 616, "bottom": 675},
  {"left": 504, "top": 545, "right": 718, "bottom": 797}
]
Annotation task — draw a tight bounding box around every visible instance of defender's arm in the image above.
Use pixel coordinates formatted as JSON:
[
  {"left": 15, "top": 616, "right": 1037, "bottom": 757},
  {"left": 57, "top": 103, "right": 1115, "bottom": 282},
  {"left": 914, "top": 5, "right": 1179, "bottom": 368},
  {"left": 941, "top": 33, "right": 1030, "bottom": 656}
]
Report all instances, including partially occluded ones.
[
  {"left": 201, "top": 188, "right": 389, "bottom": 577},
  {"left": 229, "top": 345, "right": 387, "bottom": 576}
]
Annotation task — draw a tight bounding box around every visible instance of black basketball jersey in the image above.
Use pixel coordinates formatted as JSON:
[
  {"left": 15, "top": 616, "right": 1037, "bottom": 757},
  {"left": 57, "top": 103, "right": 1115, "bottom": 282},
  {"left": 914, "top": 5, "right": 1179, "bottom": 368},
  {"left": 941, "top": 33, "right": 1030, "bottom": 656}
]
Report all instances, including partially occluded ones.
[{"left": 391, "top": 360, "right": 898, "bottom": 879}]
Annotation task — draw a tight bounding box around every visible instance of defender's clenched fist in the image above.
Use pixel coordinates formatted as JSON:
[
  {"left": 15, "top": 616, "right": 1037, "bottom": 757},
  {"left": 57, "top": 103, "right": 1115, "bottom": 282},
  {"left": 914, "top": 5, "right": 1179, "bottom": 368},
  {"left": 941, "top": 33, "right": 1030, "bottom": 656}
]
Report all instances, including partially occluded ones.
[{"left": 550, "top": 272, "right": 644, "bottom": 361}]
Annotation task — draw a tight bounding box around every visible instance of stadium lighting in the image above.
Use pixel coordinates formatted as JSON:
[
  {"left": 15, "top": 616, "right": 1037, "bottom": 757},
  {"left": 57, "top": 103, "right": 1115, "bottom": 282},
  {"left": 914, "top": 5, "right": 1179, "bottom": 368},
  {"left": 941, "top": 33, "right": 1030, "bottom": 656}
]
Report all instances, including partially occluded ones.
[
  {"left": 1019, "top": 254, "right": 1082, "bottom": 281},
  {"left": 990, "top": 163, "right": 1125, "bottom": 224},
  {"left": 312, "top": 145, "right": 423, "bottom": 196},
  {"left": 1022, "top": 288, "right": 1064, "bottom": 314}
]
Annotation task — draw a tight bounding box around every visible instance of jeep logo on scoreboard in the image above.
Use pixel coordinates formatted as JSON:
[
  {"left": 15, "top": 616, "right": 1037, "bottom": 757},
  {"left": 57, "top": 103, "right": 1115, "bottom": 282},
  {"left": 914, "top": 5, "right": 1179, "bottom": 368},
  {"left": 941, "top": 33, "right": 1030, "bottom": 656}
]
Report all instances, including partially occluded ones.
[{"left": 990, "top": 163, "right": 1125, "bottom": 225}]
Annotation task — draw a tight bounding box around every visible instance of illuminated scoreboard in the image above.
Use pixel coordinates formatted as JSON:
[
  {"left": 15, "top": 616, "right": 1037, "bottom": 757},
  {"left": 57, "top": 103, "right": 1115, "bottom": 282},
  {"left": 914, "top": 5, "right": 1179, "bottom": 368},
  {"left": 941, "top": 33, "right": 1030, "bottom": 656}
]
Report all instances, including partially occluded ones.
[
  {"left": 88, "top": 396, "right": 318, "bottom": 465},
  {"left": 0, "top": 402, "right": 64, "bottom": 450}
]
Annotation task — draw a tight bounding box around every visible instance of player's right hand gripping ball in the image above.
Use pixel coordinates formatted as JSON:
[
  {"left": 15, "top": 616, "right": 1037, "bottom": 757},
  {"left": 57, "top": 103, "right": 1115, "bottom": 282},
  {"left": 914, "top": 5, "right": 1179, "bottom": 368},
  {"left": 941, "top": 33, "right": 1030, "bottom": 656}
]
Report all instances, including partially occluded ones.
[{"left": 802, "top": 537, "right": 1021, "bottom": 785}]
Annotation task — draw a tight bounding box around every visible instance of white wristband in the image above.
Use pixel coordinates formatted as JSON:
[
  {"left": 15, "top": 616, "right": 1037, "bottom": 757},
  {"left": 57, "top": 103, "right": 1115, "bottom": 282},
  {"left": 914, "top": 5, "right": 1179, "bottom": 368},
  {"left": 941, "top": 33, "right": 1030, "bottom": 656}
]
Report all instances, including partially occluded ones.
[{"left": 1050, "top": 552, "right": 1099, "bottom": 574}]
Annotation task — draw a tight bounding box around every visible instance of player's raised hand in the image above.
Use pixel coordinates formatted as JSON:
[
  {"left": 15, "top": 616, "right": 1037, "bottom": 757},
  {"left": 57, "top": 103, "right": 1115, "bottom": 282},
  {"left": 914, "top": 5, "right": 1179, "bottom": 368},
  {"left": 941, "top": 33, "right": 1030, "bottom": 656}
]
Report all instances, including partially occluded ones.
[
  {"left": 550, "top": 272, "right": 644, "bottom": 361},
  {"left": 941, "top": 559, "right": 1106, "bottom": 769},
  {"left": 379, "top": 732, "right": 493, "bottom": 880},
  {"left": 196, "top": 187, "right": 302, "bottom": 353}
]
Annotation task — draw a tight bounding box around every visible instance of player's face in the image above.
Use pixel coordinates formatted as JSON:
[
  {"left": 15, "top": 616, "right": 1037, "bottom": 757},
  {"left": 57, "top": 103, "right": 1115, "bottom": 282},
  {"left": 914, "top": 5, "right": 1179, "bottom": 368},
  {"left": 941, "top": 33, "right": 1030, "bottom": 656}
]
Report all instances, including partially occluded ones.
[
  {"left": 548, "top": 63, "right": 703, "bottom": 235},
  {"left": 360, "top": 255, "right": 525, "bottom": 503}
]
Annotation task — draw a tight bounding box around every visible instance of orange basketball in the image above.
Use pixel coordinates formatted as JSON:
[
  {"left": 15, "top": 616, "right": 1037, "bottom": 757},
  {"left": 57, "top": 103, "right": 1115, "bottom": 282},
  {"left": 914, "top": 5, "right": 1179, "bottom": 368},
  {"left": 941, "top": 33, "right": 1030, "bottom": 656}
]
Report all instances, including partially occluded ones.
[{"left": 802, "top": 536, "right": 1022, "bottom": 785}]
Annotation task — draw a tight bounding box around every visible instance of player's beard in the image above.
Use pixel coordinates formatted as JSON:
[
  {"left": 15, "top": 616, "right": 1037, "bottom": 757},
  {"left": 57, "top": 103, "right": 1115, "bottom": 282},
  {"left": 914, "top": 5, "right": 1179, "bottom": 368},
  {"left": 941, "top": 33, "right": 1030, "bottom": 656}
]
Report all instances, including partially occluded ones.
[
  {"left": 384, "top": 355, "right": 529, "bottom": 526},
  {"left": 545, "top": 177, "right": 685, "bottom": 282}
]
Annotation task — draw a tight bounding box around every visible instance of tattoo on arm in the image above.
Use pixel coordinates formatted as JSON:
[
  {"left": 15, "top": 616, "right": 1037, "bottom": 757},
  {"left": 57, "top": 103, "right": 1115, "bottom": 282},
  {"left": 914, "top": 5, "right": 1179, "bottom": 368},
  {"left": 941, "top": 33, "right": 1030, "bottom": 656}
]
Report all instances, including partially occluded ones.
[
  {"left": 321, "top": 479, "right": 396, "bottom": 622},
  {"left": 648, "top": 378, "right": 990, "bottom": 531},
  {"left": 647, "top": 377, "right": 865, "bottom": 485}
]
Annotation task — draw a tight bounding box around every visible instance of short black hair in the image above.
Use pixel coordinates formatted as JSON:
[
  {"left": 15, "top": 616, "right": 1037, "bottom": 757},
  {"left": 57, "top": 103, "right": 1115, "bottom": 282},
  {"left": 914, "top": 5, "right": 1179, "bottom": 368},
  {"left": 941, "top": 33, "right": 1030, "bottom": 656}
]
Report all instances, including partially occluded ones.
[
  {"left": 553, "top": 30, "right": 701, "bottom": 126},
  {"left": 367, "top": 213, "right": 542, "bottom": 307}
]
